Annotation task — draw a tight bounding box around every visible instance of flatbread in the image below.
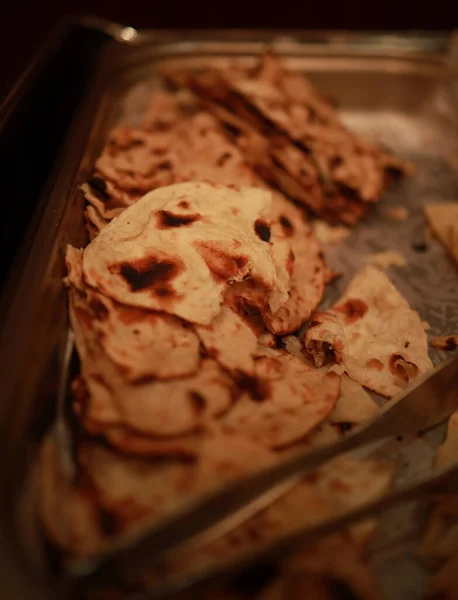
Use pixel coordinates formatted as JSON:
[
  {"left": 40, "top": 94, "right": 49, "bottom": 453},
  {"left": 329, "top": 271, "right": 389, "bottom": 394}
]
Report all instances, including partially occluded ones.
[
  {"left": 304, "top": 265, "right": 432, "bottom": 396},
  {"left": 71, "top": 377, "right": 205, "bottom": 459},
  {"left": 85, "top": 109, "right": 263, "bottom": 226},
  {"left": 151, "top": 456, "right": 393, "bottom": 592},
  {"left": 424, "top": 202, "right": 458, "bottom": 264},
  {"left": 166, "top": 54, "right": 410, "bottom": 224},
  {"left": 39, "top": 431, "right": 277, "bottom": 557},
  {"left": 327, "top": 365, "right": 380, "bottom": 426},
  {"left": 69, "top": 286, "right": 234, "bottom": 438},
  {"left": 82, "top": 182, "right": 287, "bottom": 325},
  {"left": 226, "top": 196, "right": 325, "bottom": 335},
  {"left": 85, "top": 204, "right": 110, "bottom": 239},
  {"left": 66, "top": 249, "right": 201, "bottom": 382},
  {"left": 222, "top": 351, "right": 340, "bottom": 449},
  {"left": 265, "top": 195, "right": 325, "bottom": 334},
  {"left": 38, "top": 434, "right": 103, "bottom": 557},
  {"left": 195, "top": 305, "right": 258, "bottom": 375}
]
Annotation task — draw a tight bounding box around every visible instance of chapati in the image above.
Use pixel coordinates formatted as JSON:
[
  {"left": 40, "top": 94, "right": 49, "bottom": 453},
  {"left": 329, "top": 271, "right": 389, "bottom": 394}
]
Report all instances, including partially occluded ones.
[
  {"left": 222, "top": 351, "right": 340, "bottom": 449},
  {"left": 82, "top": 182, "right": 287, "bottom": 325},
  {"left": 304, "top": 265, "right": 433, "bottom": 396}
]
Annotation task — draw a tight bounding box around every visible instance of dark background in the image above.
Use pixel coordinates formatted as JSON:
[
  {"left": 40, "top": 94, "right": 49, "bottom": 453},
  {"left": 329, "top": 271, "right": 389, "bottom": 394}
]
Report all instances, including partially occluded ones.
[{"left": 1, "top": 0, "right": 457, "bottom": 100}]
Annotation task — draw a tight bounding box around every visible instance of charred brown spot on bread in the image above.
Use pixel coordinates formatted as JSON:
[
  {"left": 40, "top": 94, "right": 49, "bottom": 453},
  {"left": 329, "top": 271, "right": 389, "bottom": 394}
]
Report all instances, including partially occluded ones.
[
  {"left": 157, "top": 210, "right": 201, "bottom": 228},
  {"left": 286, "top": 249, "right": 295, "bottom": 276},
  {"left": 279, "top": 215, "right": 294, "bottom": 236},
  {"left": 189, "top": 391, "right": 206, "bottom": 414},
  {"left": 114, "top": 255, "right": 182, "bottom": 295},
  {"left": 215, "top": 151, "right": 232, "bottom": 166},
  {"left": 335, "top": 298, "right": 368, "bottom": 325},
  {"left": 366, "top": 358, "right": 384, "bottom": 371},
  {"left": 88, "top": 296, "right": 108, "bottom": 320},
  {"left": 254, "top": 219, "right": 271, "bottom": 242},
  {"left": 389, "top": 353, "right": 419, "bottom": 383},
  {"left": 178, "top": 200, "right": 190, "bottom": 209},
  {"left": 235, "top": 372, "right": 270, "bottom": 402}
]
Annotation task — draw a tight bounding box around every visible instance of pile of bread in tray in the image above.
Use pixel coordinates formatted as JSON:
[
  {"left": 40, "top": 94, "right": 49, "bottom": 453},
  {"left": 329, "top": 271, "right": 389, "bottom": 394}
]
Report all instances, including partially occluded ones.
[{"left": 37, "top": 53, "right": 453, "bottom": 599}]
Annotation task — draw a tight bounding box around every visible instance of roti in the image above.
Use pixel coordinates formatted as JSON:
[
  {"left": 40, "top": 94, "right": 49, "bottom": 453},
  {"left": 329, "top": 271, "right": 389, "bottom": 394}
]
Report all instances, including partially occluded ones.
[
  {"left": 195, "top": 305, "right": 258, "bottom": 375},
  {"left": 222, "top": 351, "right": 340, "bottom": 449},
  {"left": 149, "top": 455, "right": 393, "bottom": 591},
  {"left": 67, "top": 249, "right": 201, "bottom": 381},
  {"left": 304, "top": 265, "right": 433, "bottom": 396},
  {"left": 265, "top": 195, "right": 325, "bottom": 334},
  {"left": 39, "top": 431, "right": 277, "bottom": 557},
  {"left": 69, "top": 286, "right": 234, "bottom": 438},
  {"left": 82, "top": 182, "right": 287, "bottom": 325},
  {"left": 165, "top": 54, "right": 410, "bottom": 224},
  {"left": 225, "top": 196, "right": 325, "bottom": 335}
]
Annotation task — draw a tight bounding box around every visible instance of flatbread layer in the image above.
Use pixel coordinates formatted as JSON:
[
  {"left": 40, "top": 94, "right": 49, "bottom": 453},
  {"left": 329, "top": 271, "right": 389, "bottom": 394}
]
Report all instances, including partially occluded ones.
[
  {"left": 304, "top": 265, "right": 432, "bottom": 396},
  {"left": 82, "top": 182, "right": 287, "bottom": 325},
  {"left": 222, "top": 351, "right": 340, "bottom": 449}
]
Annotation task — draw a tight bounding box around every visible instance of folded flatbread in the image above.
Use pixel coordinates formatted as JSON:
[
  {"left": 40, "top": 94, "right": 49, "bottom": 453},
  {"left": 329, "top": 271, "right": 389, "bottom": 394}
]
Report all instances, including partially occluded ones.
[
  {"left": 82, "top": 182, "right": 288, "bottom": 325},
  {"left": 304, "top": 266, "right": 432, "bottom": 396}
]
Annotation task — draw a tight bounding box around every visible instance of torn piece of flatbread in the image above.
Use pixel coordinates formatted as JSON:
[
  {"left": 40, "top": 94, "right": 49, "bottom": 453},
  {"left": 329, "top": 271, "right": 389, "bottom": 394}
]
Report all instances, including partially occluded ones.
[
  {"left": 431, "top": 335, "right": 458, "bottom": 351},
  {"left": 363, "top": 250, "right": 406, "bottom": 270},
  {"left": 222, "top": 351, "right": 340, "bottom": 449},
  {"left": 82, "top": 182, "right": 288, "bottom": 325},
  {"left": 424, "top": 202, "right": 458, "bottom": 264},
  {"left": 328, "top": 365, "right": 380, "bottom": 426},
  {"left": 304, "top": 265, "right": 433, "bottom": 396},
  {"left": 266, "top": 196, "right": 325, "bottom": 334},
  {"left": 228, "top": 196, "right": 325, "bottom": 335}
]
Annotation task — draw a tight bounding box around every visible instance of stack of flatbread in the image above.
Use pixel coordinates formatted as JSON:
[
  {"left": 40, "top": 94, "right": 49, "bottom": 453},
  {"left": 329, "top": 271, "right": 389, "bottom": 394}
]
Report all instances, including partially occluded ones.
[
  {"left": 162, "top": 53, "right": 412, "bottom": 224},
  {"left": 37, "top": 55, "right": 435, "bottom": 598}
]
